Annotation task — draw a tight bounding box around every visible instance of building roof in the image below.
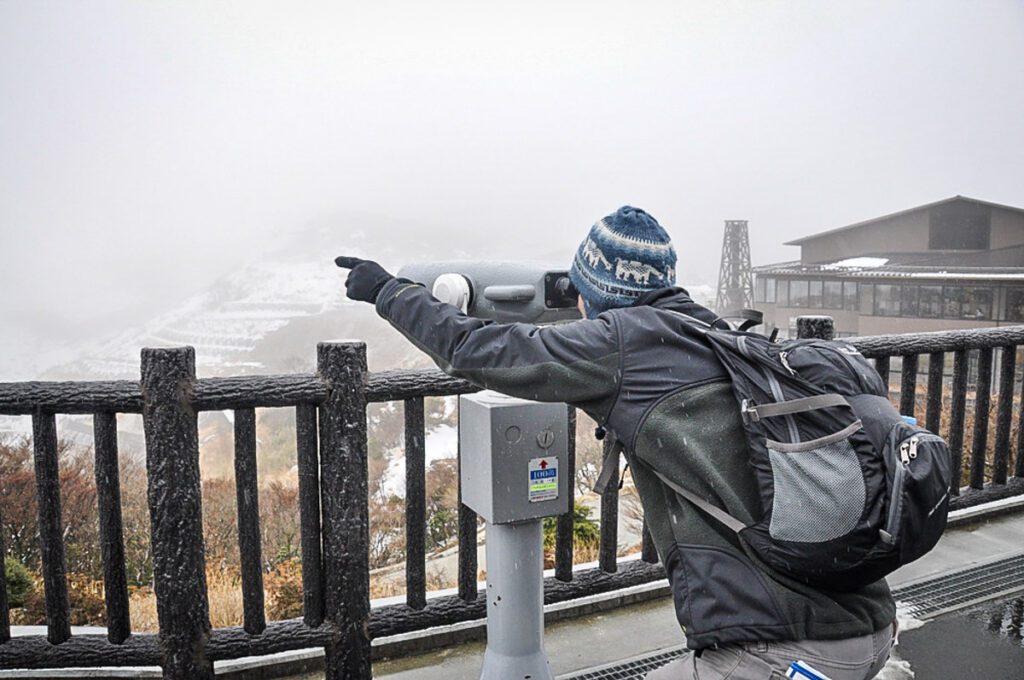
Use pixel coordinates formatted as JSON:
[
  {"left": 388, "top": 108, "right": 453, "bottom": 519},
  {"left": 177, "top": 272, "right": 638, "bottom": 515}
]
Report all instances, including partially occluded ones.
[
  {"left": 784, "top": 195, "right": 1024, "bottom": 246},
  {"left": 757, "top": 243, "right": 1024, "bottom": 278},
  {"left": 753, "top": 258, "right": 1024, "bottom": 281}
]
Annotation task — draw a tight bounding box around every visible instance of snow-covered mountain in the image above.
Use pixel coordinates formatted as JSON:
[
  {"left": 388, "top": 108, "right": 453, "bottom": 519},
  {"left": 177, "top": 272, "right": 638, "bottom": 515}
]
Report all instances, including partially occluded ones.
[
  {"left": 1, "top": 214, "right": 715, "bottom": 441},
  {"left": 42, "top": 259, "right": 396, "bottom": 379}
]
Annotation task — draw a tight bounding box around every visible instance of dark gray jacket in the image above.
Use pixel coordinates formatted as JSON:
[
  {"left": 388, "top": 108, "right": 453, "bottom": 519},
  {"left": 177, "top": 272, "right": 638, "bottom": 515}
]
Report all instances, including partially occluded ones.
[{"left": 376, "top": 279, "right": 895, "bottom": 650}]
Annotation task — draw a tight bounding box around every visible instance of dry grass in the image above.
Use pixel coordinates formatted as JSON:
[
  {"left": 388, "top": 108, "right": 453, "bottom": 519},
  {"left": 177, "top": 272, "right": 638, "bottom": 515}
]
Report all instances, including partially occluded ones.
[
  {"left": 128, "top": 567, "right": 249, "bottom": 632},
  {"left": 128, "top": 586, "right": 158, "bottom": 632},
  {"left": 898, "top": 381, "right": 1022, "bottom": 486},
  {"left": 574, "top": 541, "right": 601, "bottom": 564},
  {"left": 369, "top": 574, "right": 406, "bottom": 599}
]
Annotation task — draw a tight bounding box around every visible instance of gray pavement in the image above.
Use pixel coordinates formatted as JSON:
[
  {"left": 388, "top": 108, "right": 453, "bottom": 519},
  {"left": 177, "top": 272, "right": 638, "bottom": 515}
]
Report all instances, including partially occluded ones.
[{"left": 361, "top": 509, "right": 1024, "bottom": 680}]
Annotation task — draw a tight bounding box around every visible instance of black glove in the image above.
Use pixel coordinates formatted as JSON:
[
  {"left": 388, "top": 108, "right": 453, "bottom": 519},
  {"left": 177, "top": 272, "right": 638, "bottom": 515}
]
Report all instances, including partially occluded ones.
[{"left": 334, "top": 256, "right": 395, "bottom": 304}]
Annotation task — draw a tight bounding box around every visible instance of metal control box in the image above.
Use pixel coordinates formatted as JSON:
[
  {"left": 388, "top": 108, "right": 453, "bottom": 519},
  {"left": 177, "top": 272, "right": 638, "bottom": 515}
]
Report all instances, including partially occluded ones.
[{"left": 459, "top": 391, "right": 569, "bottom": 524}]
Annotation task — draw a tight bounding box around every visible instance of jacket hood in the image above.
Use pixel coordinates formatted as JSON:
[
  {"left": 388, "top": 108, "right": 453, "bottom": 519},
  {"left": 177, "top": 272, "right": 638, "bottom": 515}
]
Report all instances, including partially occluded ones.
[{"left": 632, "top": 286, "right": 724, "bottom": 327}]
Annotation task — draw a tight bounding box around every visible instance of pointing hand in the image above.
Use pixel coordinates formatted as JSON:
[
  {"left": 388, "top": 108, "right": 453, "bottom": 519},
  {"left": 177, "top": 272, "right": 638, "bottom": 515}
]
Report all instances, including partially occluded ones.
[{"left": 334, "top": 256, "right": 395, "bottom": 304}]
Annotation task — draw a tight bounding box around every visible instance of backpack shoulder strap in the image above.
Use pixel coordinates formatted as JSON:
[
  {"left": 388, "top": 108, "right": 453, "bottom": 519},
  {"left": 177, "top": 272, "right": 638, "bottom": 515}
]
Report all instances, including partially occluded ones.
[
  {"left": 649, "top": 468, "right": 746, "bottom": 534},
  {"left": 592, "top": 440, "right": 624, "bottom": 495},
  {"left": 720, "top": 308, "right": 764, "bottom": 332}
]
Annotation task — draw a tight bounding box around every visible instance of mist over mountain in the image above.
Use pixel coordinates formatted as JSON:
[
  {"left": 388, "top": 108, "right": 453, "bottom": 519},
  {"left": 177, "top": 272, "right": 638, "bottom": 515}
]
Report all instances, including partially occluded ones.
[
  {"left": 3, "top": 207, "right": 717, "bottom": 389},
  {"left": 9, "top": 212, "right": 712, "bottom": 385}
]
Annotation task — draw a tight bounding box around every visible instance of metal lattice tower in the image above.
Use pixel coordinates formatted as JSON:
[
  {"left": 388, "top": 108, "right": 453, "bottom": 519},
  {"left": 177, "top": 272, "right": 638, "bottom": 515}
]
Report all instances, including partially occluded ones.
[{"left": 715, "top": 220, "right": 754, "bottom": 313}]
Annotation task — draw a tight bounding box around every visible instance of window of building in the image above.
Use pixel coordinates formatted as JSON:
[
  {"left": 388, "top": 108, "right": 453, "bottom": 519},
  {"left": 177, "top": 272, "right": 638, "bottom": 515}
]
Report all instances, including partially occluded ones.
[
  {"left": 1007, "top": 288, "right": 1024, "bottom": 322},
  {"left": 790, "top": 279, "right": 810, "bottom": 307},
  {"left": 776, "top": 279, "right": 789, "bottom": 307},
  {"left": 874, "top": 284, "right": 901, "bottom": 317},
  {"left": 919, "top": 286, "right": 943, "bottom": 318},
  {"left": 929, "top": 202, "right": 991, "bottom": 250},
  {"left": 859, "top": 284, "right": 874, "bottom": 315},
  {"left": 943, "top": 287, "right": 963, "bottom": 317},
  {"left": 808, "top": 280, "right": 823, "bottom": 308},
  {"left": 755, "top": 276, "right": 777, "bottom": 304},
  {"left": 900, "top": 286, "right": 919, "bottom": 317},
  {"left": 843, "top": 281, "right": 858, "bottom": 311},
  {"left": 823, "top": 280, "right": 843, "bottom": 309},
  {"left": 962, "top": 287, "right": 993, "bottom": 320}
]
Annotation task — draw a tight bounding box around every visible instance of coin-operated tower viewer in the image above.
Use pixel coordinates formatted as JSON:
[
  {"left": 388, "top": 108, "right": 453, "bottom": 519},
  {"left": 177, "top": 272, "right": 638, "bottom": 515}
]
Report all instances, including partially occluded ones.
[
  {"left": 459, "top": 391, "right": 568, "bottom": 680},
  {"left": 334, "top": 257, "right": 583, "bottom": 680},
  {"left": 401, "top": 262, "right": 579, "bottom": 680}
]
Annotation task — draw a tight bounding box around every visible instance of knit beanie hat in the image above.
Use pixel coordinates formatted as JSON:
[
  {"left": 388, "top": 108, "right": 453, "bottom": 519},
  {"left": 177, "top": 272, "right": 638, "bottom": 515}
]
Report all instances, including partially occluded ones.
[{"left": 568, "top": 206, "right": 677, "bottom": 319}]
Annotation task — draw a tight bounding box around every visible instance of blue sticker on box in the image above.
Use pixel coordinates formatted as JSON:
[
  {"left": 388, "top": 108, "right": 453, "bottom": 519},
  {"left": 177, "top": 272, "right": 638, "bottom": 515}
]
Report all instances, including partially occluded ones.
[{"left": 528, "top": 457, "right": 558, "bottom": 503}]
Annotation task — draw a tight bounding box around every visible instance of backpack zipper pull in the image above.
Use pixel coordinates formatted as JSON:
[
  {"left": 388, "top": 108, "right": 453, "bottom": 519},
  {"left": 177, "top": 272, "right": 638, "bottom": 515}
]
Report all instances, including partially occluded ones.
[
  {"left": 900, "top": 440, "right": 911, "bottom": 465},
  {"left": 909, "top": 436, "right": 920, "bottom": 460},
  {"left": 779, "top": 351, "right": 797, "bottom": 376}
]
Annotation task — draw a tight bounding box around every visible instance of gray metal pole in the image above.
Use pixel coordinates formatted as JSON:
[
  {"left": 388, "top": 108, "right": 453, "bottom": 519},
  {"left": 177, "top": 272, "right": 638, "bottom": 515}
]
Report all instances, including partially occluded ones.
[
  {"left": 480, "top": 519, "right": 554, "bottom": 680},
  {"left": 459, "top": 391, "right": 567, "bottom": 680}
]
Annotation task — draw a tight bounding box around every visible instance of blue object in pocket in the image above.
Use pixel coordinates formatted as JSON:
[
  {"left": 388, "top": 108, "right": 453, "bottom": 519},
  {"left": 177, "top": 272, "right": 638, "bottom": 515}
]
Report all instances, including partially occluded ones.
[{"left": 786, "top": 660, "right": 831, "bottom": 680}]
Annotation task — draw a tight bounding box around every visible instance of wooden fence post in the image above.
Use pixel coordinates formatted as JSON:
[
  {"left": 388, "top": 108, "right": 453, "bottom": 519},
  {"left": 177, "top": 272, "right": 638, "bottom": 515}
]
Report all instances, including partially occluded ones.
[
  {"left": 796, "top": 315, "right": 835, "bottom": 340},
  {"left": 318, "top": 342, "right": 372, "bottom": 679},
  {"left": 141, "top": 347, "right": 213, "bottom": 679}
]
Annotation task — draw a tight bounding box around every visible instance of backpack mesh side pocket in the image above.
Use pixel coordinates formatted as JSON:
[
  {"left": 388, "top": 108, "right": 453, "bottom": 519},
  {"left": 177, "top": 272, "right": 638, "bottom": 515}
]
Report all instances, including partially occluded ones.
[{"left": 767, "top": 420, "right": 865, "bottom": 543}]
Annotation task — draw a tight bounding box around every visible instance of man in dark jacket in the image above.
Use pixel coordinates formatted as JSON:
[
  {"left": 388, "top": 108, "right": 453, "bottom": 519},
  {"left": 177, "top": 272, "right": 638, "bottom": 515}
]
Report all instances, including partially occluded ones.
[{"left": 336, "top": 206, "right": 896, "bottom": 679}]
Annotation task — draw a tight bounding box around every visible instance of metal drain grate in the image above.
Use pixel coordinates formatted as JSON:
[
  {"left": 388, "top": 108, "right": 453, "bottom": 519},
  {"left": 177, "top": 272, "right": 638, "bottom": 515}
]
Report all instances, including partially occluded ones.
[
  {"left": 558, "top": 647, "right": 687, "bottom": 680},
  {"left": 893, "top": 552, "right": 1024, "bottom": 620}
]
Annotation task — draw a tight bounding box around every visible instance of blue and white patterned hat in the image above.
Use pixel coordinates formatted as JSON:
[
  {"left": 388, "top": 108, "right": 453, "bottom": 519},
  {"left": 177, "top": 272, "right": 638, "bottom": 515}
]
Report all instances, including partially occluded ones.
[{"left": 568, "top": 206, "right": 677, "bottom": 318}]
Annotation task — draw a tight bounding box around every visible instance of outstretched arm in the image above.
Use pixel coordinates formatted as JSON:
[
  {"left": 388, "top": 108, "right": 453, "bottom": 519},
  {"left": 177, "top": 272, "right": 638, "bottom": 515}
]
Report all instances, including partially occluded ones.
[
  {"left": 334, "top": 256, "right": 621, "bottom": 419},
  {"left": 375, "top": 278, "right": 621, "bottom": 417}
]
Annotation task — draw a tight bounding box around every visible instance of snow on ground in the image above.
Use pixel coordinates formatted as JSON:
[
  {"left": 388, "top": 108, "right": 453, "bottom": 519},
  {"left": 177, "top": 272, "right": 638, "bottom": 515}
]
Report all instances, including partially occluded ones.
[
  {"left": 381, "top": 398, "right": 460, "bottom": 497},
  {"left": 877, "top": 653, "right": 915, "bottom": 680},
  {"left": 873, "top": 603, "right": 928, "bottom": 679},
  {"left": 380, "top": 423, "right": 458, "bottom": 497}
]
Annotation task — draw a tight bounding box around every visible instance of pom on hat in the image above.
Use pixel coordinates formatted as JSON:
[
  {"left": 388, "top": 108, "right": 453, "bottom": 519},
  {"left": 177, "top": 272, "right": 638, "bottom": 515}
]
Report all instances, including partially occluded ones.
[{"left": 568, "top": 206, "right": 676, "bottom": 318}]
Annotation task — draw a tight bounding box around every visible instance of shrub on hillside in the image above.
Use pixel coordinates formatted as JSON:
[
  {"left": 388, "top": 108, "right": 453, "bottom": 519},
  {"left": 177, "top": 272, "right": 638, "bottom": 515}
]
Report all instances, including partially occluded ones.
[
  {"left": 266, "top": 557, "right": 304, "bottom": 621},
  {"left": 542, "top": 503, "right": 601, "bottom": 568},
  {"left": 17, "top": 572, "right": 106, "bottom": 626},
  {"left": 4, "top": 556, "right": 33, "bottom": 608}
]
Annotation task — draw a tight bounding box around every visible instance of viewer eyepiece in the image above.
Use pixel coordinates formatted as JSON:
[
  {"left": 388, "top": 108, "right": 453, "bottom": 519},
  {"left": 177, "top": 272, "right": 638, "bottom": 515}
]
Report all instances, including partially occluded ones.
[{"left": 397, "top": 262, "right": 582, "bottom": 324}]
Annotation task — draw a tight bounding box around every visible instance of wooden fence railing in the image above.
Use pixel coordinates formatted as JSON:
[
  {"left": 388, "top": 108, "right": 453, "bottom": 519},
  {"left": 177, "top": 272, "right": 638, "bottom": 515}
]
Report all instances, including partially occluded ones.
[{"left": 1, "top": 321, "right": 1023, "bottom": 677}]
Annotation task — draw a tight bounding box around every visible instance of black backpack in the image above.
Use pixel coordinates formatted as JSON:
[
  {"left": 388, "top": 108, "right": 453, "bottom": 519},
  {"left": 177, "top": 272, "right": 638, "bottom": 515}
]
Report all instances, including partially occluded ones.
[{"left": 659, "top": 313, "right": 953, "bottom": 592}]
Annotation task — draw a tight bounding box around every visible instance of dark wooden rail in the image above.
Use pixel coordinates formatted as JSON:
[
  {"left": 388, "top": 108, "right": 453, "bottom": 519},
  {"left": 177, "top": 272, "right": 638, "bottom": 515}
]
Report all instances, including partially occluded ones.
[{"left": 2, "top": 321, "right": 1024, "bottom": 677}]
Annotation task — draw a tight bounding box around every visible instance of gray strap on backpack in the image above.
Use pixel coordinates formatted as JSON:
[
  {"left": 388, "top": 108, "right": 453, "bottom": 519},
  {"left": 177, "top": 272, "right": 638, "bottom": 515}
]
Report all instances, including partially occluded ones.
[
  {"left": 593, "top": 440, "right": 624, "bottom": 495},
  {"left": 743, "top": 393, "right": 849, "bottom": 422},
  {"left": 650, "top": 469, "right": 746, "bottom": 534}
]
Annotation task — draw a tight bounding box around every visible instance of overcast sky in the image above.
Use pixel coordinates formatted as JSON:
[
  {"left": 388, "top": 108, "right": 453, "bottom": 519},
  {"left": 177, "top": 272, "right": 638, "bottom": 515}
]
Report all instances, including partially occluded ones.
[{"left": 2, "top": 1, "right": 1023, "bottom": 341}]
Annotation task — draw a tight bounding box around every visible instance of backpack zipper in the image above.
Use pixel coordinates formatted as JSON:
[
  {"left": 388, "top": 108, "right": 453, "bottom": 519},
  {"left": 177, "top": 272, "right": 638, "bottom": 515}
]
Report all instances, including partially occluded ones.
[
  {"left": 886, "top": 455, "right": 908, "bottom": 540},
  {"left": 888, "top": 431, "right": 942, "bottom": 539},
  {"left": 763, "top": 367, "right": 801, "bottom": 444},
  {"left": 908, "top": 433, "right": 943, "bottom": 460}
]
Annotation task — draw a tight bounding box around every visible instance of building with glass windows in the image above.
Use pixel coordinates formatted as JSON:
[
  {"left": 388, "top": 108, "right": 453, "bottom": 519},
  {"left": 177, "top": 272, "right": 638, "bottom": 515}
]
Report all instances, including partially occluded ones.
[{"left": 753, "top": 196, "right": 1024, "bottom": 338}]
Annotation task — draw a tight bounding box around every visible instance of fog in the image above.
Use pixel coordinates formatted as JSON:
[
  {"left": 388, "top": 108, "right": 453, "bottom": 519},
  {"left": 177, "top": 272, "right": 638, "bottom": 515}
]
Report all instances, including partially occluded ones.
[{"left": 2, "top": 1, "right": 1023, "bottom": 356}]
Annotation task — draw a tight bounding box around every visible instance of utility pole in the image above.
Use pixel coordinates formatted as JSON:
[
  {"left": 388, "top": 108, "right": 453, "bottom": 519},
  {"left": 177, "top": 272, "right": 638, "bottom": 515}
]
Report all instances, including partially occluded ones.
[{"left": 715, "top": 220, "right": 754, "bottom": 313}]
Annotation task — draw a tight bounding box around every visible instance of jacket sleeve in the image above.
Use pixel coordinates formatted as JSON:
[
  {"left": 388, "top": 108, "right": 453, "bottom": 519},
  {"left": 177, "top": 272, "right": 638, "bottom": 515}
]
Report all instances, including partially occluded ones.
[{"left": 374, "top": 278, "right": 621, "bottom": 419}]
